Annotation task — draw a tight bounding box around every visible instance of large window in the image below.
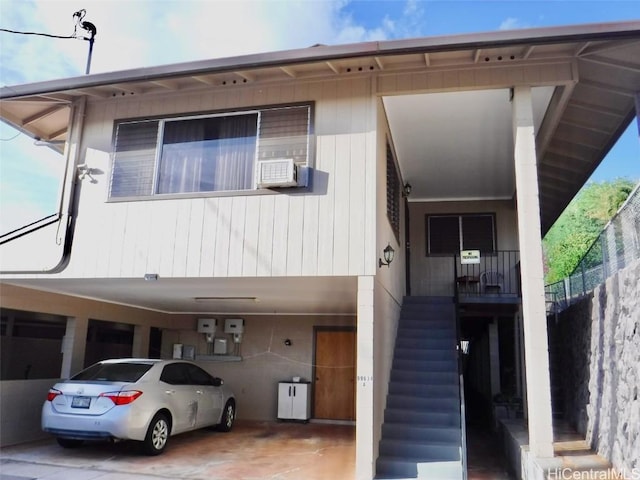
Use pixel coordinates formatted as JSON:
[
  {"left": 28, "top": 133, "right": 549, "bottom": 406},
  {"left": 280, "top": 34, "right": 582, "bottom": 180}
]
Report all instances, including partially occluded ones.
[
  {"left": 109, "top": 104, "right": 311, "bottom": 199},
  {"left": 426, "top": 213, "right": 496, "bottom": 255}
]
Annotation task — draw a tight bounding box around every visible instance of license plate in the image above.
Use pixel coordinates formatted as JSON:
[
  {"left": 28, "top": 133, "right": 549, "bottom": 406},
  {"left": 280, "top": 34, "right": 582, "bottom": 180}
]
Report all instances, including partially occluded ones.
[{"left": 71, "top": 396, "right": 91, "bottom": 409}]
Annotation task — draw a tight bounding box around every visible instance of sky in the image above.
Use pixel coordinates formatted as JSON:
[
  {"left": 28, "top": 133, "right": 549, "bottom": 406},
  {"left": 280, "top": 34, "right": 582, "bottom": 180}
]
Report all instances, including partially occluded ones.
[{"left": 0, "top": 0, "right": 639, "bottom": 233}]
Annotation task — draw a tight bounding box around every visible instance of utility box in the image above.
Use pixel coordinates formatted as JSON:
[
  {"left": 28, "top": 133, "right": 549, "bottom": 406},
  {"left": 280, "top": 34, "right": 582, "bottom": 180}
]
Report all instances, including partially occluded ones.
[
  {"left": 214, "top": 338, "right": 227, "bottom": 355},
  {"left": 197, "top": 318, "right": 217, "bottom": 334},
  {"left": 224, "top": 318, "right": 245, "bottom": 334}
]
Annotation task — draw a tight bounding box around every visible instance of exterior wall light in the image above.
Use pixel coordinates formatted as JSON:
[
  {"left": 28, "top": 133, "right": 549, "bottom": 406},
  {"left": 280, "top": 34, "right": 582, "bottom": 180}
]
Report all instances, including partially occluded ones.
[
  {"left": 403, "top": 183, "right": 412, "bottom": 197},
  {"left": 379, "top": 243, "right": 395, "bottom": 268}
]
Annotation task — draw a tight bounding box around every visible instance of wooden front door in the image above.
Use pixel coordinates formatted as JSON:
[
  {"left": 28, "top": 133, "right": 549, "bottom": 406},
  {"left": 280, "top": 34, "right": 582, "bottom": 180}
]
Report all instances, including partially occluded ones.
[{"left": 313, "top": 329, "right": 356, "bottom": 420}]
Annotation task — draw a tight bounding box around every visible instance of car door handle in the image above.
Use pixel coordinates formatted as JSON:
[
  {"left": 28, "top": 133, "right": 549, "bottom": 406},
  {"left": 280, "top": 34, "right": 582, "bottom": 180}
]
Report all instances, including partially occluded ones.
[
  {"left": 165, "top": 390, "right": 176, "bottom": 395},
  {"left": 196, "top": 390, "right": 204, "bottom": 395}
]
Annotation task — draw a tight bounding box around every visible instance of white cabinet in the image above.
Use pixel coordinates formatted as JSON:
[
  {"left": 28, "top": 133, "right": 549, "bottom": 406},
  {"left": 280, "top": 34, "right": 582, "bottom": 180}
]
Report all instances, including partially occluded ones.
[{"left": 277, "top": 382, "right": 311, "bottom": 421}]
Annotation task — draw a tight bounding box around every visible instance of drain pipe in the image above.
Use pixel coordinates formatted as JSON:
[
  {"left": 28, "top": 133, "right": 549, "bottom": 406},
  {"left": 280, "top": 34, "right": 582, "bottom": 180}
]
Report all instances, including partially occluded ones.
[{"left": 0, "top": 96, "right": 86, "bottom": 274}]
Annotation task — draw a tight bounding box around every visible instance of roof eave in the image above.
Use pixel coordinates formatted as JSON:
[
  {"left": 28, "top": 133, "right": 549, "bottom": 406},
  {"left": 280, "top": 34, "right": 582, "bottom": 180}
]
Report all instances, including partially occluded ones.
[{"left": 2, "top": 20, "right": 640, "bottom": 100}]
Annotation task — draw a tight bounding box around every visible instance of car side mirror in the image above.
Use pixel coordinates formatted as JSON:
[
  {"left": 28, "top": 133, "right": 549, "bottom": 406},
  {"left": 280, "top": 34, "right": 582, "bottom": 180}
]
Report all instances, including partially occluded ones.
[{"left": 212, "top": 377, "right": 223, "bottom": 387}]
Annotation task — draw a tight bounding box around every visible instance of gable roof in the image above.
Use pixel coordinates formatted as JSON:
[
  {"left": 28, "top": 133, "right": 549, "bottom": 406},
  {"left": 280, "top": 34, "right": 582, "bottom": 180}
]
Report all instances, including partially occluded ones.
[{"left": 2, "top": 20, "right": 639, "bottom": 232}]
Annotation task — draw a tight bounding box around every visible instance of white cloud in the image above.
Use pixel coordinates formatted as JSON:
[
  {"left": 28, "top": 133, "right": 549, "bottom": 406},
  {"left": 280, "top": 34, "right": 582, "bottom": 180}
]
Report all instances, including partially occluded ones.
[
  {"left": 1, "top": 0, "right": 424, "bottom": 84},
  {"left": 499, "top": 17, "right": 530, "bottom": 31}
]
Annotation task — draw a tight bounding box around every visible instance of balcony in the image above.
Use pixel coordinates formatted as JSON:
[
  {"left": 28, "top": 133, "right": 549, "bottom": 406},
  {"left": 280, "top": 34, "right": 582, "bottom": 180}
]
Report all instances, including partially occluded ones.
[
  {"left": 454, "top": 251, "right": 521, "bottom": 305},
  {"left": 414, "top": 251, "right": 521, "bottom": 306}
]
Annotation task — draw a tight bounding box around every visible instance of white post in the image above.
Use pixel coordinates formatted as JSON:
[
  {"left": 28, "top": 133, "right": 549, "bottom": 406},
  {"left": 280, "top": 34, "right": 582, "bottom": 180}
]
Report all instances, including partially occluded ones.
[
  {"left": 132, "top": 325, "right": 151, "bottom": 358},
  {"left": 512, "top": 86, "right": 554, "bottom": 458},
  {"left": 60, "top": 317, "right": 89, "bottom": 378},
  {"left": 356, "top": 276, "right": 375, "bottom": 480}
]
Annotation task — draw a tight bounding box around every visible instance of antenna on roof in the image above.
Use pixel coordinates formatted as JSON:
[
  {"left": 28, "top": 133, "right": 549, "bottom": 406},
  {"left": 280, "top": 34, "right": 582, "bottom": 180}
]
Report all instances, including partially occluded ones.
[{"left": 73, "top": 10, "right": 97, "bottom": 74}]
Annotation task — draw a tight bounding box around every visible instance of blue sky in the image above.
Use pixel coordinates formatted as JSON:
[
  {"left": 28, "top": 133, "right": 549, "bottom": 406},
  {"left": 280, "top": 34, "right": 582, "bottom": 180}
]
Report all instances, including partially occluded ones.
[{"left": 0, "top": 0, "right": 638, "bottom": 232}]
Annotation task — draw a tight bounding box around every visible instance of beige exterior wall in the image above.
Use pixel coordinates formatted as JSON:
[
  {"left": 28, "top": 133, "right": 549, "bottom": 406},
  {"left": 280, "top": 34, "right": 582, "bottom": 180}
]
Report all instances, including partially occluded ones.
[
  {"left": 165, "top": 313, "right": 356, "bottom": 422},
  {"left": 357, "top": 99, "right": 407, "bottom": 478},
  {"left": 0, "top": 77, "right": 378, "bottom": 279},
  {"left": 408, "top": 199, "right": 518, "bottom": 296}
]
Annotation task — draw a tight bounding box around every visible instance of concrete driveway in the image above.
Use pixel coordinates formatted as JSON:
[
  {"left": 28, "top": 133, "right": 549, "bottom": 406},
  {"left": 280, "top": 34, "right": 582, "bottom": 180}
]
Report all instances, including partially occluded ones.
[{"left": 0, "top": 421, "right": 355, "bottom": 480}]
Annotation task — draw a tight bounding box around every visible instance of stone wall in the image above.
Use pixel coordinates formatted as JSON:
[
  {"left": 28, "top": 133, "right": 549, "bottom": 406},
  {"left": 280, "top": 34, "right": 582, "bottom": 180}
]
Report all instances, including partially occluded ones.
[{"left": 552, "top": 259, "right": 640, "bottom": 471}]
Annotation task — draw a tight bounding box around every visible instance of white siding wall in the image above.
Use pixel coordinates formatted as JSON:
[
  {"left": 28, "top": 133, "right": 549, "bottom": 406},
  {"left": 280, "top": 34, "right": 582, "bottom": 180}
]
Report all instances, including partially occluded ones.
[{"left": 27, "top": 78, "right": 377, "bottom": 280}]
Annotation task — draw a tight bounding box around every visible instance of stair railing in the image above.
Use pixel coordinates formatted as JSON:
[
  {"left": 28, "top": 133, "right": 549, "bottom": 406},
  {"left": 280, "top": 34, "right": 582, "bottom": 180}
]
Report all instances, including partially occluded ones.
[{"left": 455, "top": 299, "right": 468, "bottom": 478}]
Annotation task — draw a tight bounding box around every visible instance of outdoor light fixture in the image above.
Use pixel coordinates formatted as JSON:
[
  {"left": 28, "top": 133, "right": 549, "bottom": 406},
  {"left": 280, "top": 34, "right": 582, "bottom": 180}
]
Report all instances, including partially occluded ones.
[
  {"left": 144, "top": 273, "right": 159, "bottom": 281},
  {"left": 378, "top": 243, "right": 395, "bottom": 268},
  {"left": 403, "top": 183, "right": 412, "bottom": 197}
]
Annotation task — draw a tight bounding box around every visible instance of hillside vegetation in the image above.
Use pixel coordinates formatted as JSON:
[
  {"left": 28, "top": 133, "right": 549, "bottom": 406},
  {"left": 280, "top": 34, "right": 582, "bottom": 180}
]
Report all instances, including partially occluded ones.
[{"left": 543, "top": 178, "right": 635, "bottom": 284}]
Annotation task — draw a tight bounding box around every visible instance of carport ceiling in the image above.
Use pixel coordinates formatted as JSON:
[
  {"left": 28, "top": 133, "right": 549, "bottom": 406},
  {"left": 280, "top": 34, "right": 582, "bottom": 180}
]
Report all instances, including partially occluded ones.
[{"left": 7, "top": 277, "right": 359, "bottom": 315}]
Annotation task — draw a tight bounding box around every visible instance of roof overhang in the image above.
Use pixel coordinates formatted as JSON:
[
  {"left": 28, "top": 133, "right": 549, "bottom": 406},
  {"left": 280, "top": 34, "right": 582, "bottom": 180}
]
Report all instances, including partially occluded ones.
[{"left": 2, "top": 20, "right": 640, "bottom": 234}]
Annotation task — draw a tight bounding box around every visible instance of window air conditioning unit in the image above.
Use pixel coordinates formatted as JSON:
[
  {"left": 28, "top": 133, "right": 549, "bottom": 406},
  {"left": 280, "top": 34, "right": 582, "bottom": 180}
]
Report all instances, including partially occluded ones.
[{"left": 256, "top": 159, "right": 298, "bottom": 188}]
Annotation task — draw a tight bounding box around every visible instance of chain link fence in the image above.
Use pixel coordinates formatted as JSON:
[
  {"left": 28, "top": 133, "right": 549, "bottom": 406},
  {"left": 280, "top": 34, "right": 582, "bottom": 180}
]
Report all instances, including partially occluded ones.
[{"left": 545, "top": 182, "right": 640, "bottom": 313}]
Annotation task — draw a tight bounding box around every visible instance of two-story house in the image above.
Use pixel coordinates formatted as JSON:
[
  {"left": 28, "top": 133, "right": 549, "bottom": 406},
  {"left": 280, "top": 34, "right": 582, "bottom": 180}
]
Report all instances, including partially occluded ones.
[{"left": 1, "top": 21, "right": 639, "bottom": 479}]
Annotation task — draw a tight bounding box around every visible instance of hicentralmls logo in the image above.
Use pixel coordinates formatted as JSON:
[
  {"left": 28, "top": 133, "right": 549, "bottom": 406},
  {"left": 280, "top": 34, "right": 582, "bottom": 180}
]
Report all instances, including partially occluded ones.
[{"left": 547, "top": 468, "right": 640, "bottom": 480}]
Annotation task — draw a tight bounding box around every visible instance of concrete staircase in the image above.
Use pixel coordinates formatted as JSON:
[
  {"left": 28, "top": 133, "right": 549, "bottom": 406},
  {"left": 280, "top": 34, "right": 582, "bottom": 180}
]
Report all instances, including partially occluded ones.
[{"left": 376, "top": 296, "right": 465, "bottom": 479}]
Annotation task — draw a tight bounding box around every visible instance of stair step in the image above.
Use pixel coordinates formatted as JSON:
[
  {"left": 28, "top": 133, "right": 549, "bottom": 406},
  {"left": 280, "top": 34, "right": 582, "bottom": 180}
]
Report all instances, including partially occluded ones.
[
  {"left": 396, "top": 327, "right": 456, "bottom": 339},
  {"left": 382, "top": 424, "right": 461, "bottom": 443},
  {"left": 390, "top": 370, "right": 458, "bottom": 385},
  {"left": 388, "top": 382, "right": 459, "bottom": 398},
  {"left": 399, "top": 310, "right": 456, "bottom": 321},
  {"left": 376, "top": 457, "right": 463, "bottom": 479},
  {"left": 397, "top": 319, "right": 455, "bottom": 331},
  {"left": 379, "top": 439, "right": 460, "bottom": 461},
  {"left": 396, "top": 337, "right": 456, "bottom": 350},
  {"left": 394, "top": 348, "right": 457, "bottom": 362},
  {"left": 384, "top": 408, "right": 459, "bottom": 427},
  {"left": 392, "top": 358, "right": 458, "bottom": 373},
  {"left": 399, "top": 309, "right": 455, "bottom": 320},
  {"left": 386, "top": 395, "right": 459, "bottom": 412}
]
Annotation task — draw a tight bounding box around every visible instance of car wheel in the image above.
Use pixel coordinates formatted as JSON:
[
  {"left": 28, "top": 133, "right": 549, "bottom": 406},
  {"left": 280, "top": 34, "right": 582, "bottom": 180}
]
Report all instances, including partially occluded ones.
[
  {"left": 142, "top": 413, "right": 170, "bottom": 455},
  {"left": 217, "top": 400, "right": 235, "bottom": 432},
  {"left": 56, "top": 437, "right": 84, "bottom": 448}
]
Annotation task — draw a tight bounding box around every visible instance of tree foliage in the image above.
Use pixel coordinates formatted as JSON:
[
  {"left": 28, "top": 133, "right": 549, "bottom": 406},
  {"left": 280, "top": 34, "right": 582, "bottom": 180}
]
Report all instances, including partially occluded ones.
[{"left": 543, "top": 178, "right": 635, "bottom": 284}]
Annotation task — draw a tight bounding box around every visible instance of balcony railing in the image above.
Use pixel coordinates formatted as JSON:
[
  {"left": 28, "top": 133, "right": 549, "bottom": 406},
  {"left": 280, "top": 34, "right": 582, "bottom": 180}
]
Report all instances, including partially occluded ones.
[{"left": 454, "top": 250, "right": 521, "bottom": 303}]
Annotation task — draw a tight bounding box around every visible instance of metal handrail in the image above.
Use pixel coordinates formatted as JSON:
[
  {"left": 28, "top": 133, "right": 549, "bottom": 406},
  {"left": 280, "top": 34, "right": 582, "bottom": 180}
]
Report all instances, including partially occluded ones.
[{"left": 454, "top": 250, "right": 521, "bottom": 298}]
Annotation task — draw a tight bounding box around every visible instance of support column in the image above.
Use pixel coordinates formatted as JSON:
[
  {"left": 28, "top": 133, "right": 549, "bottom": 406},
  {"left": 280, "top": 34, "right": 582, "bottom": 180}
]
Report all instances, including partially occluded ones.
[
  {"left": 132, "top": 325, "right": 151, "bottom": 358},
  {"left": 356, "top": 276, "right": 374, "bottom": 480},
  {"left": 60, "top": 317, "right": 89, "bottom": 378},
  {"left": 512, "top": 86, "right": 554, "bottom": 458},
  {"left": 489, "top": 319, "right": 501, "bottom": 397}
]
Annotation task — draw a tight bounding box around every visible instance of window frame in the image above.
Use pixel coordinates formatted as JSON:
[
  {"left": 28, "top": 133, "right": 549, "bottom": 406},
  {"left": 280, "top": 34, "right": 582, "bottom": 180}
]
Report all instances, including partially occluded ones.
[
  {"left": 425, "top": 213, "right": 497, "bottom": 256},
  {"left": 108, "top": 102, "right": 314, "bottom": 202}
]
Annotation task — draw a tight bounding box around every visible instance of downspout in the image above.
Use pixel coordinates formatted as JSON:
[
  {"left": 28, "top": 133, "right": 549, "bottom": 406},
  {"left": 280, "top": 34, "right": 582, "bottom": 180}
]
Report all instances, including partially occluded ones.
[{"left": 0, "top": 96, "right": 86, "bottom": 274}]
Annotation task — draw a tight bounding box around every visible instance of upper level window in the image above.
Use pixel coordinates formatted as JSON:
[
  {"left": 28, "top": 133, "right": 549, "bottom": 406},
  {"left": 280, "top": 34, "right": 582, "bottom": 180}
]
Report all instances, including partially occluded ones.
[
  {"left": 426, "top": 213, "right": 496, "bottom": 255},
  {"left": 386, "top": 142, "right": 400, "bottom": 239},
  {"left": 109, "top": 104, "right": 311, "bottom": 199}
]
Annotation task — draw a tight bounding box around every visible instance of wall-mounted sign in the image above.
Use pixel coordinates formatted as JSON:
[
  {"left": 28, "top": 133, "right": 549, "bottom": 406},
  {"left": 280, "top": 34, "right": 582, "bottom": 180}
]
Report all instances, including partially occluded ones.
[{"left": 460, "top": 250, "right": 480, "bottom": 264}]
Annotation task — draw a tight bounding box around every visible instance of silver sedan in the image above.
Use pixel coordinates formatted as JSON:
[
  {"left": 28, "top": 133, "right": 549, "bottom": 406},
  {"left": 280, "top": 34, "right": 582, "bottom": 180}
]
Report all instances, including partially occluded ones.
[{"left": 42, "top": 358, "right": 235, "bottom": 455}]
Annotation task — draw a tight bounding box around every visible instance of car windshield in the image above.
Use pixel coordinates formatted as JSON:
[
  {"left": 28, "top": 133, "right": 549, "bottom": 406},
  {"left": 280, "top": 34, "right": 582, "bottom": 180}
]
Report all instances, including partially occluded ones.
[{"left": 70, "top": 362, "right": 153, "bottom": 382}]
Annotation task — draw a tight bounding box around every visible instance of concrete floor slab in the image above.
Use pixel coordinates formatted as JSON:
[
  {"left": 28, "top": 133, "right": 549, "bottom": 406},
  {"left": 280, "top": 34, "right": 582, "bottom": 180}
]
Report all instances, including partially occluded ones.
[{"left": 0, "top": 421, "right": 355, "bottom": 480}]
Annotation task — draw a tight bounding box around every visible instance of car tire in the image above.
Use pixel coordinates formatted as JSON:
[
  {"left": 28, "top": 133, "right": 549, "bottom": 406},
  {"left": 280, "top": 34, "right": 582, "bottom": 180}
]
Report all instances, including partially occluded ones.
[
  {"left": 56, "top": 437, "right": 84, "bottom": 448},
  {"left": 217, "top": 400, "right": 235, "bottom": 432},
  {"left": 142, "top": 413, "right": 170, "bottom": 455}
]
